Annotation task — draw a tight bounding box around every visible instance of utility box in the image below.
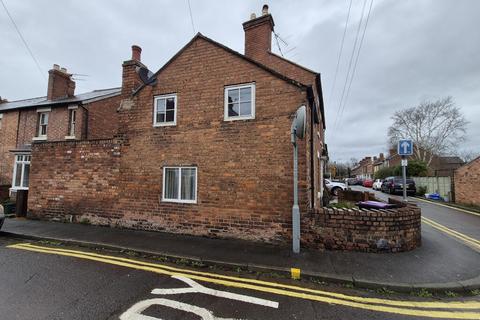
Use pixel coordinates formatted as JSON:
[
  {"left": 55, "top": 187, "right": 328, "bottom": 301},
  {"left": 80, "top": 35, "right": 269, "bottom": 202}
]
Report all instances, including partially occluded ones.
[{"left": 15, "top": 190, "right": 28, "bottom": 217}]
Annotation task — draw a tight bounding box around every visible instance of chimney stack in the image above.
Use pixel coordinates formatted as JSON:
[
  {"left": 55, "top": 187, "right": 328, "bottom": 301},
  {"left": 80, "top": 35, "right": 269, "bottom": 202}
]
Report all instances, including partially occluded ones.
[
  {"left": 243, "top": 4, "right": 275, "bottom": 63},
  {"left": 122, "top": 45, "right": 146, "bottom": 96},
  {"left": 47, "top": 64, "right": 76, "bottom": 100},
  {"left": 131, "top": 45, "right": 142, "bottom": 62}
]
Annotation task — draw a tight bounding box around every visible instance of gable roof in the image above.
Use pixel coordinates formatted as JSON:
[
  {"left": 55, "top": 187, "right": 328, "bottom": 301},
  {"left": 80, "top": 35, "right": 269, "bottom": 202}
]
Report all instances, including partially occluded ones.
[
  {"left": 0, "top": 87, "right": 120, "bottom": 112},
  {"left": 133, "top": 33, "right": 308, "bottom": 96}
]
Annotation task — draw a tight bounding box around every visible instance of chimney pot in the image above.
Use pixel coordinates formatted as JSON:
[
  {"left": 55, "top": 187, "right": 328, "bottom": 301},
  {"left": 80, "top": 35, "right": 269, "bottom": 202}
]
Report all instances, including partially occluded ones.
[
  {"left": 262, "top": 4, "right": 269, "bottom": 15},
  {"left": 250, "top": 13, "right": 256, "bottom": 20},
  {"left": 61, "top": 67, "right": 67, "bottom": 73},
  {"left": 53, "top": 64, "right": 60, "bottom": 70},
  {"left": 132, "top": 45, "right": 142, "bottom": 61}
]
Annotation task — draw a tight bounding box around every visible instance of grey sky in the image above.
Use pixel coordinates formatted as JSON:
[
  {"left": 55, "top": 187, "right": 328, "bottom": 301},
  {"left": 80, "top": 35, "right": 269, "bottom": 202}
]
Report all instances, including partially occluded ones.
[{"left": 1, "top": 0, "right": 479, "bottom": 162}]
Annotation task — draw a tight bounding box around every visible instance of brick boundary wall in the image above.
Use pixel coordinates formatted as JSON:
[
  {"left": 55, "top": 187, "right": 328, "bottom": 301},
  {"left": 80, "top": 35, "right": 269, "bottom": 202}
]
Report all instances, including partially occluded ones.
[
  {"left": 301, "top": 204, "right": 422, "bottom": 253},
  {"left": 27, "top": 138, "right": 421, "bottom": 253}
]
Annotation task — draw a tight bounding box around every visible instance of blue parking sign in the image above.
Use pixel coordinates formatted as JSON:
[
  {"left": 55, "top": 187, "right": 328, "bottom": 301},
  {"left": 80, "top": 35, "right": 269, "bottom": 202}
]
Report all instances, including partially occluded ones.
[{"left": 398, "top": 139, "right": 413, "bottom": 156}]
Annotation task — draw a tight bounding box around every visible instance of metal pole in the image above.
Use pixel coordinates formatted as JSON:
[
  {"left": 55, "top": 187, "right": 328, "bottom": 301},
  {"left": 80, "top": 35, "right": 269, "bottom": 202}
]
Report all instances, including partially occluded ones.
[
  {"left": 292, "top": 131, "right": 300, "bottom": 254},
  {"left": 402, "top": 155, "right": 407, "bottom": 202}
]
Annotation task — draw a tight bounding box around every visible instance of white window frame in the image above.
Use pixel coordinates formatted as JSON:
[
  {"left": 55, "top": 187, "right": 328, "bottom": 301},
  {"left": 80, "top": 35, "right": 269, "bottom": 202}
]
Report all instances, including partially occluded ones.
[
  {"left": 11, "top": 154, "right": 31, "bottom": 190},
  {"left": 0, "top": 113, "right": 3, "bottom": 130},
  {"left": 66, "top": 108, "right": 77, "bottom": 139},
  {"left": 224, "top": 83, "right": 256, "bottom": 121},
  {"left": 37, "top": 111, "right": 49, "bottom": 138},
  {"left": 162, "top": 166, "right": 197, "bottom": 204},
  {"left": 153, "top": 94, "right": 177, "bottom": 127}
]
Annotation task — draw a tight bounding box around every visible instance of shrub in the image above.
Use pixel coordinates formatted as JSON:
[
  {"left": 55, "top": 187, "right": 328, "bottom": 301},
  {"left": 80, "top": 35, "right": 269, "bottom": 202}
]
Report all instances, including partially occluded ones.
[{"left": 416, "top": 186, "right": 427, "bottom": 196}]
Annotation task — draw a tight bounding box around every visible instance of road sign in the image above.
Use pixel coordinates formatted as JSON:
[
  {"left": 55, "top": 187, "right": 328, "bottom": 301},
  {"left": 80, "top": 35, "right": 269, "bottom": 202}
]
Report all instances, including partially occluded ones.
[
  {"left": 401, "top": 159, "right": 408, "bottom": 167},
  {"left": 398, "top": 139, "right": 413, "bottom": 156}
]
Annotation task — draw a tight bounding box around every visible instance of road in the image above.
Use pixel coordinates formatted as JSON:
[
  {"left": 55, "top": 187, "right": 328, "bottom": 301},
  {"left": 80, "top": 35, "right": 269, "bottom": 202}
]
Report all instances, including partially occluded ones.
[
  {"left": 0, "top": 237, "right": 479, "bottom": 320},
  {"left": 351, "top": 185, "right": 480, "bottom": 248}
]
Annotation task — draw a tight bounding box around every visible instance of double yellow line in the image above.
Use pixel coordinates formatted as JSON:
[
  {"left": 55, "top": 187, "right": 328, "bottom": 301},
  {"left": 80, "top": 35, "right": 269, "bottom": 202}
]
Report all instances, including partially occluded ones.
[
  {"left": 422, "top": 217, "right": 480, "bottom": 251},
  {"left": 8, "top": 242, "right": 480, "bottom": 319}
]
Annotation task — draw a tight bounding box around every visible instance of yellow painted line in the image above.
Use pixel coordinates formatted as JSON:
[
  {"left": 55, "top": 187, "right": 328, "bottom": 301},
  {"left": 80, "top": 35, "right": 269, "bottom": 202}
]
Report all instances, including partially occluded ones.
[
  {"left": 414, "top": 197, "right": 480, "bottom": 217},
  {"left": 7, "top": 243, "right": 480, "bottom": 319},
  {"left": 13, "top": 243, "right": 480, "bottom": 310},
  {"left": 422, "top": 218, "right": 480, "bottom": 251},
  {"left": 422, "top": 217, "right": 480, "bottom": 246}
]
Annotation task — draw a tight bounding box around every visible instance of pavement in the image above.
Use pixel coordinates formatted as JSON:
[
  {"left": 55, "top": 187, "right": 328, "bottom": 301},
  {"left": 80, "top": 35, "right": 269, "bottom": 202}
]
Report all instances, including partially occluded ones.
[{"left": 2, "top": 196, "right": 480, "bottom": 293}]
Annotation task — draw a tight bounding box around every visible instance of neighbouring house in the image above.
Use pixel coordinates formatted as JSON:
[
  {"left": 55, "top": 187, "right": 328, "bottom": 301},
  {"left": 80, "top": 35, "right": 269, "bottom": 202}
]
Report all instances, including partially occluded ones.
[
  {"left": 454, "top": 156, "right": 480, "bottom": 206},
  {"left": 372, "top": 153, "right": 385, "bottom": 175},
  {"left": 25, "top": 5, "right": 327, "bottom": 245},
  {"left": 0, "top": 64, "right": 120, "bottom": 194},
  {"left": 386, "top": 148, "right": 463, "bottom": 177},
  {"left": 353, "top": 156, "right": 373, "bottom": 179}
]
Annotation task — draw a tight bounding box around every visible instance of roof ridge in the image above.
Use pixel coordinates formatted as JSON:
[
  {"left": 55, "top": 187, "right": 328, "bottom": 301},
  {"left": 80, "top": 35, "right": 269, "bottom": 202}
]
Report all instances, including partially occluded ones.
[{"left": 133, "top": 32, "right": 308, "bottom": 96}]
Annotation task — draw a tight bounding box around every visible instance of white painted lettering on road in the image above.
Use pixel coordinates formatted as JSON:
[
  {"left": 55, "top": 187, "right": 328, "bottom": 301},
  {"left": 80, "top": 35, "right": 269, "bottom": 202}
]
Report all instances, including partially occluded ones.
[
  {"left": 151, "top": 276, "right": 279, "bottom": 308},
  {"left": 119, "top": 275, "right": 279, "bottom": 320}
]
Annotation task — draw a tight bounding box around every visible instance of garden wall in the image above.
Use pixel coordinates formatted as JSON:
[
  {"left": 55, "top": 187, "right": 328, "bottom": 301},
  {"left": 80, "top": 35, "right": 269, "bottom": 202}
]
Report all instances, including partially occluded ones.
[{"left": 302, "top": 203, "right": 421, "bottom": 252}]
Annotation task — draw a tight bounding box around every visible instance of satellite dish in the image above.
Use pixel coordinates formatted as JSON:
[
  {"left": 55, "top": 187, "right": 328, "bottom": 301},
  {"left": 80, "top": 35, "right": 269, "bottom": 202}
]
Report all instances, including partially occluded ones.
[
  {"left": 292, "top": 105, "right": 306, "bottom": 139},
  {"left": 136, "top": 66, "right": 157, "bottom": 85}
]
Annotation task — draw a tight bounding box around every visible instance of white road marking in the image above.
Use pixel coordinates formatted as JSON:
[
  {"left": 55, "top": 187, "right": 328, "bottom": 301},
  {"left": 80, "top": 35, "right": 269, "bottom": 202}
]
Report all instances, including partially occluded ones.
[
  {"left": 151, "top": 275, "right": 279, "bottom": 309},
  {"left": 119, "top": 298, "right": 242, "bottom": 320}
]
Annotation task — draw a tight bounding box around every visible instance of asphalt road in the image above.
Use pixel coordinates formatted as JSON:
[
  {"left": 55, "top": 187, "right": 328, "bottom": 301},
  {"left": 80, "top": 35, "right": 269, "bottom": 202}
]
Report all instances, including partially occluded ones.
[{"left": 0, "top": 237, "right": 479, "bottom": 320}]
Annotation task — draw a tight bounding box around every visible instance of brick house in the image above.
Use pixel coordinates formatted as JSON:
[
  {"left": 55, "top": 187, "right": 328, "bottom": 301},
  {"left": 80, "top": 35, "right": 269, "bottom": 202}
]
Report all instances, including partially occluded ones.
[
  {"left": 454, "top": 156, "right": 480, "bottom": 206},
  {"left": 25, "top": 5, "right": 326, "bottom": 244},
  {"left": 0, "top": 64, "right": 120, "bottom": 192}
]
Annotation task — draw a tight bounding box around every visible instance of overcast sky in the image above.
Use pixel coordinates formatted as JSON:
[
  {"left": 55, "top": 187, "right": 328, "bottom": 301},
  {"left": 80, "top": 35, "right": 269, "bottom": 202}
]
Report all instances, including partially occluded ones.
[{"left": 1, "top": 0, "right": 479, "bottom": 161}]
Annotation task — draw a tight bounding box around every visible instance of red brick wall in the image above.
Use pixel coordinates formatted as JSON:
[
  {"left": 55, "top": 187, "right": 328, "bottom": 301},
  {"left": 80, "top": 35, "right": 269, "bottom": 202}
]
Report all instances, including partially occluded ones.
[
  {"left": 86, "top": 95, "right": 121, "bottom": 139},
  {"left": 29, "top": 36, "right": 323, "bottom": 244},
  {"left": 454, "top": 158, "right": 480, "bottom": 206},
  {"left": 0, "top": 110, "right": 18, "bottom": 184},
  {"left": 28, "top": 139, "right": 121, "bottom": 220},
  {"left": 302, "top": 204, "right": 422, "bottom": 252}
]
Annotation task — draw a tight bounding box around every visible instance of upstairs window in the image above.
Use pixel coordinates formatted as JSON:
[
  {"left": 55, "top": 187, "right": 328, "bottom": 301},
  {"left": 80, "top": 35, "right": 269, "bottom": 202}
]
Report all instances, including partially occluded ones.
[
  {"left": 67, "top": 108, "right": 77, "bottom": 137},
  {"left": 37, "top": 112, "right": 49, "bottom": 137},
  {"left": 0, "top": 113, "right": 3, "bottom": 130},
  {"left": 162, "top": 167, "right": 197, "bottom": 203},
  {"left": 154, "top": 94, "right": 177, "bottom": 126},
  {"left": 12, "top": 154, "right": 31, "bottom": 190},
  {"left": 224, "top": 83, "right": 255, "bottom": 121}
]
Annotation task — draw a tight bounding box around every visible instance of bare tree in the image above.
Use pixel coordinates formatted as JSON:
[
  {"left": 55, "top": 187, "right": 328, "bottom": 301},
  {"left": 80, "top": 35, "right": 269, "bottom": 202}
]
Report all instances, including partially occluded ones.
[{"left": 388, "top": 97, "right": 468, "bottom": 166}]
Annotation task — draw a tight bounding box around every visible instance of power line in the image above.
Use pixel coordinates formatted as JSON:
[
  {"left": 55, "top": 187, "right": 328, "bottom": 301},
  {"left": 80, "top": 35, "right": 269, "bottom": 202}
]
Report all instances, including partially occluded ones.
[
  {"left": 328, "top": 0, "right": 353, "bottom": 103},
  {"left": 337, "top": 0, "right": 374, "bottom": 128},
  {"left": 186, "top": 0, "right": 196, "bottom": 35},
  {"left": 333, "top": 0, "right": 368, "bottom": 130},
  {"left": 1, "top": 0, "right": 46, "bottom": 81}
]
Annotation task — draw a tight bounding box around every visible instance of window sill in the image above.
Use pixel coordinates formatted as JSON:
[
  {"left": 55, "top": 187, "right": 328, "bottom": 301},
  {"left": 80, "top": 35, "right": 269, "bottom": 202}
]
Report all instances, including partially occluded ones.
[
  {"left": 65, "top": 136, "right": 76, "bottom": 140},
  {"left": 224, "top": 115, "right": 255, "bottom": 122},
  {"left": 162, "top": 198, "right": 197, "bottom": 204},
  {"left": 10, "top": 187, "right": 29, "bottom": 191},
  {"left": 32, "top": 136, "right": 47, "bottom": 141},
  {"left": 153, "top": 122, "right": 176, "bottom": 127}
]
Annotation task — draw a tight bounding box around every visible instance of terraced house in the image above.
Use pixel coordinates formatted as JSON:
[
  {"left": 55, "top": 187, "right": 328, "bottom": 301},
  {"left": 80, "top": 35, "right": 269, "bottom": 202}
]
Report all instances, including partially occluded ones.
[
  {"left": 0, "top": 65, "right": 120, "bottom": 194},
  {"left": 2, "top": 5, "right": 326, "bottom": 245}
]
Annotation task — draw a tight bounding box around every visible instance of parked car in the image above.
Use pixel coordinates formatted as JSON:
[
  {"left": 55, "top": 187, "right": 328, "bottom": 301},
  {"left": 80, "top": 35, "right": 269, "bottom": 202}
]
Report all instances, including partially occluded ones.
[
  {"left": 0, "top": 204, "right": 4, "bottom": 229},
  {"left": 325, "top": 179, "right": 347, "bottom": 196},
  {"left": 372, "top": 179, "right": 383, "bottom": 190},
  {"left": 363, "top": 179, "right": 374, "bottom": 188},
  {"left": 345, "top": 178, "right": 358, "bottom": 186},
  {"left": 381, "top": 176, "right": 416, "bottom": 195}
]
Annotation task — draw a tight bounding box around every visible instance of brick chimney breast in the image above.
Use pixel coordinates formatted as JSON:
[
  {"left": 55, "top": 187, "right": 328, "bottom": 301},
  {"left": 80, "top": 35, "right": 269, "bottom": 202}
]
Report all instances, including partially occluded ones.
[
  {"left": 47, "top": 64, "right": 76, "bottom": 100},
  {"left": 243, "top": 4, "right": 275, "bottom": 63}
]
